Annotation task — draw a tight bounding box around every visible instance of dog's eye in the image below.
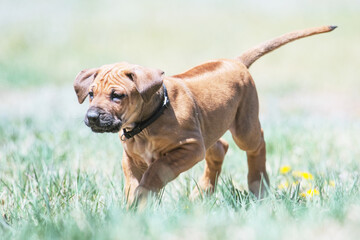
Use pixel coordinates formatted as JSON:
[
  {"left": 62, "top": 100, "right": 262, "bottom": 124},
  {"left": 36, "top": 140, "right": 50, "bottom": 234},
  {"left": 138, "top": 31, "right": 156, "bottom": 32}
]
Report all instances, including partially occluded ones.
[
  {"left": 89, "top": 92, "right": 94, "bottom": 100},
  {"left": 111, "top": 92, "right": 126, "bottom": 102}
]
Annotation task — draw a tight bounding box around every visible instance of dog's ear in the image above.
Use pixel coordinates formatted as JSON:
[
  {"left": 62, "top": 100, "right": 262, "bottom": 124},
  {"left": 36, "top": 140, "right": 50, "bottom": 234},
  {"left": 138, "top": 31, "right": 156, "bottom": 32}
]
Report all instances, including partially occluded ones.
[
  {"left": 74, "top": 68, "right": 99, "bottom": 104},
  {"left": 127, "top": 67, "right": 164, "bottom": 103}
]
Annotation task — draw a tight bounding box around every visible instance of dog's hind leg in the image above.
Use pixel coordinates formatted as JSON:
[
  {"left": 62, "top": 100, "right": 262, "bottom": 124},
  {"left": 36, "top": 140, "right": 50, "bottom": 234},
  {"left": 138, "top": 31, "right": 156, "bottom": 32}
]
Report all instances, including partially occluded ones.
[
  {"left": 190, "top": 138, "right": 228, "bottom": 199},
  {"left": 231, "top": 123, "right": 269, "bottom": 198},
  {"left": 230, "top": 84, "right": 269, "bottom": 198}
]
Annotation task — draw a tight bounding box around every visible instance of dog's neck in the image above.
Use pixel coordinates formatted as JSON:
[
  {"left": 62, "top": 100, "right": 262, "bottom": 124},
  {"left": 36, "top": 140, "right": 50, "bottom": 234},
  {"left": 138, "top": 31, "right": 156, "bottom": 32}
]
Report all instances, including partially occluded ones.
[
  {"left": 139, "top": 87, "right": 164, "bottom": 122},
  {"left": 121, "top": 85, "right": 168, "bottom": 140}
]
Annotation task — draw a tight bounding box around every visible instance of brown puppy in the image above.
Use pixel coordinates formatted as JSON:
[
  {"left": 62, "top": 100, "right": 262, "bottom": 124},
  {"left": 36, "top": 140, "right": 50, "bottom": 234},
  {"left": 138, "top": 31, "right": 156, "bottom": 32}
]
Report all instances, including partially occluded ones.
[{"left": 74, "top": 26, "right": 336, "bottom": 203}]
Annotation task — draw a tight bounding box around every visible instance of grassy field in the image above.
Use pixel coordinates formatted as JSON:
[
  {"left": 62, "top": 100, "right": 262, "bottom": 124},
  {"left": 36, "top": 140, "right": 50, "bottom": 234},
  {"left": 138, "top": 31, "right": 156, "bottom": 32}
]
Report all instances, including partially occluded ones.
[{"left": 1, "top": 0, "right": 360, "bottom": 239}]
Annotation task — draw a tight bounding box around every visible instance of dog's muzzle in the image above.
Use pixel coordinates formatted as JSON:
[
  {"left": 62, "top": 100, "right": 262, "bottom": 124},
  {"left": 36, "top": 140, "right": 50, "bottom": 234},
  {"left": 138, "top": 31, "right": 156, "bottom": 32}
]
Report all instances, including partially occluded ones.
[{"left": 84, "top": 107, "right": 122, "bottom": 133}]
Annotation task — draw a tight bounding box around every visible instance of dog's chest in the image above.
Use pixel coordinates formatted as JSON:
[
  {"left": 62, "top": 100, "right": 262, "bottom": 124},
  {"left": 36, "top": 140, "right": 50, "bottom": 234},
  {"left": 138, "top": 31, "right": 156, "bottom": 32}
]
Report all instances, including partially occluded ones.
[{"left": 126, "top": 139, "right": 160, "bottom": 166}]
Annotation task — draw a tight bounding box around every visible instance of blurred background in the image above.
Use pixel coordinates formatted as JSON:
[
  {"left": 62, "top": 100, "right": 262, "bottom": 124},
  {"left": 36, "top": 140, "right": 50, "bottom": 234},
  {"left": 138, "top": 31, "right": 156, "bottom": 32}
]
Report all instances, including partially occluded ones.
[{"left": 0, "top": 0, "right": 359, "bottom": 116}]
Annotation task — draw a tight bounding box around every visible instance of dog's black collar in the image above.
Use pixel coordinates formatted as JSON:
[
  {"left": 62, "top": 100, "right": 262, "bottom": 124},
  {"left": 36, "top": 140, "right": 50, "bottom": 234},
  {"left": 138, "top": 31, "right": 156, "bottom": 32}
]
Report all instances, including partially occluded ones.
[{"left": 121, "top": 84, "right": 170, "bottom": 141}]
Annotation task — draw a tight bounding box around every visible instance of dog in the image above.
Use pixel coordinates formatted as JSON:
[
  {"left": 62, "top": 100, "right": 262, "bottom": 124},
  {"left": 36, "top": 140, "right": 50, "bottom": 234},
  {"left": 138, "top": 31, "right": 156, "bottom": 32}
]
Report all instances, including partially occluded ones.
[{"left": 74, "top": 26, "right": 336, "bottom": 204}]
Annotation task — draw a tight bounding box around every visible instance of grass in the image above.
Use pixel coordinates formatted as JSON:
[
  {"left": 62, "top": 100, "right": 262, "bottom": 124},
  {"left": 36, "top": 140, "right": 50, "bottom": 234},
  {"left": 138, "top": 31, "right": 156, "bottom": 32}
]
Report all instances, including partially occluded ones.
[{"left": 1, "top": 0, "right": 360, "bottom": 239}]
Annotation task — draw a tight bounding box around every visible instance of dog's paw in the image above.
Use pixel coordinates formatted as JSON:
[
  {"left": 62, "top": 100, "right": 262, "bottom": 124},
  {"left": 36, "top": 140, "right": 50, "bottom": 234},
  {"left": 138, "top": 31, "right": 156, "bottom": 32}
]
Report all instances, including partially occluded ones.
[
  {"left": 189, "top": 183, "right": 215, "bottom": 201},
  {"left": 131, "top": 186, "right": 150, "bottom": 210},
  {"left": 248, "top": 180, "right": 268, "bottom": 199}
]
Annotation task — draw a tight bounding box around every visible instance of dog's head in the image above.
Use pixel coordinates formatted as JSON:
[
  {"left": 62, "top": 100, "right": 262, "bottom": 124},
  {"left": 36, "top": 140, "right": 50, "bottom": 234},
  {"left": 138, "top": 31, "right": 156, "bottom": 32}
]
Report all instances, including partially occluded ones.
[{"left": 74, "top": 62, "right": 164, "bottom": 133}]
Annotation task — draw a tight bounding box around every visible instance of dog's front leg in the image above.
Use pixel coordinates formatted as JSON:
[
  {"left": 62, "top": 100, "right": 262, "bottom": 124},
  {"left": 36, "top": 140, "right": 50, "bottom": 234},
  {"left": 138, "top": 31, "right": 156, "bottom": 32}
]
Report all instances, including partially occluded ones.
[
  {"left": 122, "top": 150, "right": 147, "bottom": 204},
  {"left": 135, "top": 142, "right": 205, "bottom": 202}
]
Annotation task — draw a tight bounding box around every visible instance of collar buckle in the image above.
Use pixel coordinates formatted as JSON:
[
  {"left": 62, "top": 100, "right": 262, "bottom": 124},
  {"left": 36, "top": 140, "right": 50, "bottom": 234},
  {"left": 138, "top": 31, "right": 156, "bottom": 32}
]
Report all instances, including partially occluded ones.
[{"left": 120, "top": 133, "right": 127, "bottom": 141}]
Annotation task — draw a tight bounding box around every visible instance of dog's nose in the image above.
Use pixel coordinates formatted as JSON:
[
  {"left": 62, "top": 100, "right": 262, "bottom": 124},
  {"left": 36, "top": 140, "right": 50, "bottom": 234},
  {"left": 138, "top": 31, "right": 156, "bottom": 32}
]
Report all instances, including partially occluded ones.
[{"left": 87, "top": 109, "right": 100, "bottom": 123}]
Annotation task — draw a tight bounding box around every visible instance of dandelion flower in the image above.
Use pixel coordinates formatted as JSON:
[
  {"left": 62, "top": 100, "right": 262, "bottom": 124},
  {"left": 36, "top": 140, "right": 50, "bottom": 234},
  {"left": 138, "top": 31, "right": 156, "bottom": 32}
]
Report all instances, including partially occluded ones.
[
  {"left": 301, "top": 172, "right": 314, "bottom": 180},
  {"left": 280, "top": 165, "right": 291, "bottom": 174},
  {"left": 307, "top": 188, "right": 319, "bottom": 196},
  {"left": 292, "top": 181, "right": 300, "bottom": 187},
  {"left": 300, "top": 188, "right": 319, "bottom": 198},
  {"left": 329, "top": 180, "right": 335, "bottom": 187},
  {"left": 292, "top": 171, "right": 314, "bottom": 180}
]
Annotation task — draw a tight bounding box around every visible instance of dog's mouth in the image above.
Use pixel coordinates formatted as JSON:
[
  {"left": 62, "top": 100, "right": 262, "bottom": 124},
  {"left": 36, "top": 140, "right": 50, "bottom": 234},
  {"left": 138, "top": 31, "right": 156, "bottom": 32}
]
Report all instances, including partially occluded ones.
[
  {"left": 89, "top": 123, "right": 122, "bottom": 133},
  {"left": 84, "top": 110, "right": 122, "bottom": 133}
]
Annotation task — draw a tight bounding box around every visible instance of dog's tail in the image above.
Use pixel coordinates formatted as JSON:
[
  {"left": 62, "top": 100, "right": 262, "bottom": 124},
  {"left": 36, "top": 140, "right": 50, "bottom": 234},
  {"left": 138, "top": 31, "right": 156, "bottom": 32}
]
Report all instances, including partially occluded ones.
[{"left": 237, "top": 25, "right": 337, "bottom": 68}]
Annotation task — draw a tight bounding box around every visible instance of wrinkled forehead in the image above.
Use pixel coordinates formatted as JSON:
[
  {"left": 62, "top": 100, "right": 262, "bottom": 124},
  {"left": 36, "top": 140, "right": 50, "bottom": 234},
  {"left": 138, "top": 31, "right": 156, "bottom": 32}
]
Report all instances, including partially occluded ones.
[{"left": 92, "top": 62, "right": 135, "bottom": 91}]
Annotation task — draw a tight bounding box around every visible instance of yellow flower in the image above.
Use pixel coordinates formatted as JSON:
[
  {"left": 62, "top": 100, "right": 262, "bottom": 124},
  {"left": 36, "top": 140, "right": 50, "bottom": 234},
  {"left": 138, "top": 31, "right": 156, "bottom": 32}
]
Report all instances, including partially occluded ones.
[
  {"left": 300, "top": 189, "right": 319, "bottom": 198},
  {"left": 292, "top": 181, "right": 300, "bottom": 187},
  {"left": 301, "top": 172, "right": 314, "bottom": 180},
  {"left": 280, "top": 165, "right": 291, "bottom": 174},
  {"left": 329, "top": 180, "right": 335, "bottom": 187},
  {"left": 278, "top": 181, "right": 289, "bottom": 190},
  {"left": 307, "top": 188, "right": 319, "bottom": 196},
  {"left": 292, "top": 171, "right": 314, "bottom": 180}
]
